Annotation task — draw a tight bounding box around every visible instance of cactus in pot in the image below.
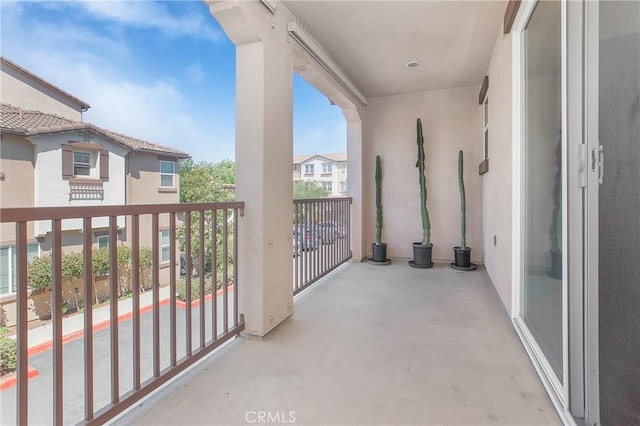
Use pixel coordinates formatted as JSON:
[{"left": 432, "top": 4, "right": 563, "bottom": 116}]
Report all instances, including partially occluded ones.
[
  {"left": 370, "top": 155, "right": 389, "bottom": 264},
  {"left": 452, "top": 150, "right": 476, "bottom": 270},
  {"left": 410, "top": 118, "right": 434, "bottom": 268}
]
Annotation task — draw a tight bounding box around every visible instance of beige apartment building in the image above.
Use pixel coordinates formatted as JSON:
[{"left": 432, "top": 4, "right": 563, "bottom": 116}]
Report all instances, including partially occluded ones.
[
  {"left": 293, "top": 152, "right": 347, "bottom": 196},
  {"left": 0, "top": 57, "right": 189, "bottom": 325}
]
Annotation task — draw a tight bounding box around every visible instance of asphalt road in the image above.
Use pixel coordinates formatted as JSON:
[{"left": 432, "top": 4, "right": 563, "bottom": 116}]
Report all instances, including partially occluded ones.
[{"left": 1, "top": 298, "right": 236, "bottom": 425}]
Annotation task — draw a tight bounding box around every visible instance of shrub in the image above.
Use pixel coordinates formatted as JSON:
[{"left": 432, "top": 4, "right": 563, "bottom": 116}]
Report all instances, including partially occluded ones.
[
  {"left": 139, "top": 247, "right": 153, "bottom": 291},
  {"left": 0, "top": 328, "right": 17, "bottom": 375},
  {"left": 176, "top": 276, "right": 213, "bottom": 301},
  {"left": 27, "top": 254, "right": 53, "bottom": 294}
]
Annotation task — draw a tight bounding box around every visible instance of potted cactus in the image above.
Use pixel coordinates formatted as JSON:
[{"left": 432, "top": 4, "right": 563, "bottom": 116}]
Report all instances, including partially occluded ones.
[
  {"left": 410, "top": 118, "right": 434, "bottom": 268},
  {"left": 369, "top": 155, "right": 390, "bottom": 264},
  {"left": 452, "top": 150, "right": 477, "bottom": 270}
]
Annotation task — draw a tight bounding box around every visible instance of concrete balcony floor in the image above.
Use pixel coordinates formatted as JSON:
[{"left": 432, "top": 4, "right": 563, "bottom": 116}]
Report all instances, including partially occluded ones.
[{"left": 122, "top": 261, "right": 560, "bottom": 425}]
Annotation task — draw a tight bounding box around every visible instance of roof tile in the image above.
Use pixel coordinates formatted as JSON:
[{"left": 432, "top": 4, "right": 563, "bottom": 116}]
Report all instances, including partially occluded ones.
[{"left": 1, "top": 103, "right": 189, "bottom": 158}]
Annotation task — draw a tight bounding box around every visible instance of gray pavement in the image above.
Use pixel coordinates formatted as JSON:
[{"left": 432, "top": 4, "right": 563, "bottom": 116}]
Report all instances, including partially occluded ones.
[{"left": 1, "top": 286, "right": 235, "bottom": 425}]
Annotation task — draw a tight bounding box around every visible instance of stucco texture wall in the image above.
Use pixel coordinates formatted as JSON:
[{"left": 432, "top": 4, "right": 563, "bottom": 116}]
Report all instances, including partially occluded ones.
[
  {"left": 363, "top": 86, "right": 483, "bottom": 263},
  {"left": 482, "top": 30, "right": 513, "bottom": 313}
]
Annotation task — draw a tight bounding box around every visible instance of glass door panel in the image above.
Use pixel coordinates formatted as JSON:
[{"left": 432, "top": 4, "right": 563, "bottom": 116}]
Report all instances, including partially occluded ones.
[{"left": 521, "top": 0, "right": 563, "bottom": 382}]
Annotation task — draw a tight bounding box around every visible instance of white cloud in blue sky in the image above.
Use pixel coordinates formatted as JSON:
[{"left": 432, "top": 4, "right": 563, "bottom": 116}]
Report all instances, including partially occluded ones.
[{"left": 0, "top": 1, "right": 346, "bottom": 163}]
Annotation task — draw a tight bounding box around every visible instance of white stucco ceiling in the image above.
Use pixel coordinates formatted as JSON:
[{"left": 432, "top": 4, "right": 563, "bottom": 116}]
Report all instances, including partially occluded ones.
[{"left": 283, "top": 1, "right": 507, "bottom": 98}]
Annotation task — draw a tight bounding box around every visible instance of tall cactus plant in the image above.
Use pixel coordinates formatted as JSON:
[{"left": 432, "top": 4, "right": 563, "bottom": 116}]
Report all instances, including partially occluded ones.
[
  {"left": 375, "top": 155, "right": 383, "bottom": 245},
  {"left": 416, "top": 119, "right": 431, "bottom": 246},
  {"left": 458, "top": 150, "right": 467, "bottom": 249}
]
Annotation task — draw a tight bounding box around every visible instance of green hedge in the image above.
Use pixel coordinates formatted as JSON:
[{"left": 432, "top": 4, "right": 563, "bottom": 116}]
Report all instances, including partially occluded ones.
[{"left": 0, "top": 328, "right": 17, "bottom": 375}]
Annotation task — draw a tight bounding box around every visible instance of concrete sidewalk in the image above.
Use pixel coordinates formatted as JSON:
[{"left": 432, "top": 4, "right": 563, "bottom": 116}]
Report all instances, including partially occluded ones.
[{"left": 26, "top": 286, "right": 173, "bottom": 351}]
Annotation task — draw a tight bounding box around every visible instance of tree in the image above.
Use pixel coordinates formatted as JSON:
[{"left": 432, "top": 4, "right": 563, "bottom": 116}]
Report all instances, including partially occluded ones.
[
  {"left": 179, "top": 159, "right": 234, "bottom": 204},
  {"left": 61, "top": 252, "right": 83, "bottom": 312},
  {"left": 293, "top": 180, "right": 329, "bottom": 199},
  {"left": 178, "top": 159, "right": 236, "bottom": 277}
]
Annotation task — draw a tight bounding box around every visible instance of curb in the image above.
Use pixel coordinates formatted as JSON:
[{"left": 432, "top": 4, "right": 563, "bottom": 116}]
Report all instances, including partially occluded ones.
[
  {"left": 0, "top": 366, "right": 39, "bottom": 392},
  {"left": 175, "top": 286, "right": 234, "bottom": 308},
  {"left": 27, "top": 298, "right": 171, "bottom": 358}
]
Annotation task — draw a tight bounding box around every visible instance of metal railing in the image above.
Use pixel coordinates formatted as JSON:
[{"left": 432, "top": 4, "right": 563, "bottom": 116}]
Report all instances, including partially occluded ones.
[
  {"left": 293, "top": 197, "right": 351, "bottom": 295},
  {"left": 0, "top": 202, "right": 244, "bottom": 425}
]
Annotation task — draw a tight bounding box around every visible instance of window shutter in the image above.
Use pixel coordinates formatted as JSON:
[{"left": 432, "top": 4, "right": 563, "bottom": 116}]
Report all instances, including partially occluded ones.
[
  {"left": 62, "top": 145, "right": 73, "bottom": 178},
  {"left": 99, "top": 150, "right": 109, "bottom": 180}
]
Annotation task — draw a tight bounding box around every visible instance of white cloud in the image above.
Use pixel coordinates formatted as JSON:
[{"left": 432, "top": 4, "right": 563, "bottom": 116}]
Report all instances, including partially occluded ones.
[
  {"left": 76, "top": 0, "right": 223, "bottom": 42},
  {"left": 0, "top": 1, "right": 235, "bottom": 162}
]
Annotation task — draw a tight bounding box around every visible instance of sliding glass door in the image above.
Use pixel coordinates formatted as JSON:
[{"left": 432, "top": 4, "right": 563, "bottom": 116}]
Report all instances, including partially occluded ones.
[{"left": 520, "top": 0, "right": 564, "bottom": 385}]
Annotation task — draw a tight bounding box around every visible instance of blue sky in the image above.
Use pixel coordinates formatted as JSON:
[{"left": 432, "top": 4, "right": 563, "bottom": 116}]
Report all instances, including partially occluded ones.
[{"left": 0, "top": 0, "right": 346, "bottom": 163}]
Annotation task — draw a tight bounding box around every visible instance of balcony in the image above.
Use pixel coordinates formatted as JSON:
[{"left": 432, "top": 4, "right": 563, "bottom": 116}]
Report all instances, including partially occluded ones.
[
  {"left": 0, "top": 199, "right": 559, "bottom": 425},
  {"left": 123, "top": 261, "right": 559, "bottom": 425}
]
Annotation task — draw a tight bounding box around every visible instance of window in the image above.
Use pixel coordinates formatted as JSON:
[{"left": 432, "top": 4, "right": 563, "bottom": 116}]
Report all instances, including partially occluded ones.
[
  {"left": 159, "top": 160, "right": 176, "bottom": 188},
  {"left": 0, "top": 243, "right": 39, "bottom": 295},
  {"left": 292, "top": 164, "right": 298, "bottom": 171},
  {"left": 97, "top": 235, "right": 109, "bottom": 250},
  {"left": 340, "top": 181, "right": 347, "bottom": 193},
  {"left": 160, "top": 230, "right": 171, "bottom": 263},
  {"left": 321, "top": 162, "right": 332, "bottom": 174},
  {"left": 322, "top": 182, "right": 332, "bottom": 193},
  {"left": 74, "top": 151, "right": 91, "bottom": 176},
  {"left": 304, "top": 164, "right": 314, "bottom": 175},
  {"left": 339, "top": 162, "right": 346, "bottom": 171}
]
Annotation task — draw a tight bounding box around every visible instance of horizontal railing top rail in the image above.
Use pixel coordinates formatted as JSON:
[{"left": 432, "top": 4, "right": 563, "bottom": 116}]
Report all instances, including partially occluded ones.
[
  {"left": 0, "top": 202, "right": 245, "bottom": 223},
  {"left": 293, "top": 196, "right": 352, "bottom": 205}
]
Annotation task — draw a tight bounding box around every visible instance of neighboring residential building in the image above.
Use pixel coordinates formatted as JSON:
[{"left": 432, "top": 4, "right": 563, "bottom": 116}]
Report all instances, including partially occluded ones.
[
  {"left": 293, "top": 153, "right": 347, "bottom": 196},
  {"left": 0, "top": 59, "right": 188, "bottom": 324},
  {"left": 1, "top": 56, "right": 90, "bottom": 121}
]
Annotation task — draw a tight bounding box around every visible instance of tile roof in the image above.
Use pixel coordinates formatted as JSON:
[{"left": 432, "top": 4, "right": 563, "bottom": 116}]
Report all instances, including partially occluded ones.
[
  {"left": 293, "top": 152, "right": 347, "bottom": 164},
  {"left": 1, "top": 57, "right": 91, "bottom": 111},
  {"left": 1, "top": 104, "right": 189, "bottom": 158}
]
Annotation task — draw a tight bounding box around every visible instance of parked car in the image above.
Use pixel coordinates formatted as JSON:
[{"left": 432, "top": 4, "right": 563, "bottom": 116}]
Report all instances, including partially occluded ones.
[
  {"left": 293, "top": 225, "right": 318, "bottom": 251},
  {"left": 316, "top": 223, "right": 338, "bottom": 244}
]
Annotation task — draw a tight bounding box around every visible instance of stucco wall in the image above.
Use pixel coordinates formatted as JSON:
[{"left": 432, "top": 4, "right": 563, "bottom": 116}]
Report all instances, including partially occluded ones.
[
  {"left": 363, "top": 86, "right": 483, "bottom": 263},
  {"left": 1, "top": 64, "right": 84, "bottom": 121},
  {"left": 0, "top": 134, "right": 35, "bottom": 243},
  {"left": 31, "top": 133, "right": 128, "bottom": 235},
  {"left": 482, "top": 30, "right": 513, "bottom": 313}
]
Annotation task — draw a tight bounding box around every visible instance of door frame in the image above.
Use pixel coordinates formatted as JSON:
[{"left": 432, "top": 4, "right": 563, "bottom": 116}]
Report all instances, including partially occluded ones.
[{"left": 510, "top": 0, "right": 587, "bottom": 423}]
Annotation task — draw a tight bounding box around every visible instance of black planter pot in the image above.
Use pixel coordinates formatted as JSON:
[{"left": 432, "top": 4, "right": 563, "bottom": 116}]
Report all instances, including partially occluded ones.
[
  {"left": 451, "top": 247, "right": 477, "bottom": 271},
  {"left": 372, "top": 243, "right": 388, "bottom": 263},
  {"left": 454, "top": 246, "right": 471, "bottom": 267},
  {"left": 410, "top": 243, "right": 433, "bottom": 268}
]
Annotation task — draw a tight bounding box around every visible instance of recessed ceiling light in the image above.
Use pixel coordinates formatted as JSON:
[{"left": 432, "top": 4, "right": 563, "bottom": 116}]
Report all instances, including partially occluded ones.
[{"left": 406, "top": 60, "right": 422, "bottom": 69}]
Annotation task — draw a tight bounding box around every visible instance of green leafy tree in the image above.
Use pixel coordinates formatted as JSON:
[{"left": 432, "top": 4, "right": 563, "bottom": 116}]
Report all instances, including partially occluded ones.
[
  {"left": 178, "top": 159, "right": 236, "bottom": 276},
  {"left": 27, "top": 254, "right": 52, "bottom": 294},
  {"left": 61, "top": 252, "right": 83, "bottom": 312},
  {"left": 91, "top": 248, "right": 110, "bottom": 304},
  {"left": 139, "top": 247, "right": 153, "bottom": 291},
  {"left": 293, "top": 180, "right": 329, "bottom": 199},
  {"left": 116, "top": 244, "right": 132, "bottom": 297}
]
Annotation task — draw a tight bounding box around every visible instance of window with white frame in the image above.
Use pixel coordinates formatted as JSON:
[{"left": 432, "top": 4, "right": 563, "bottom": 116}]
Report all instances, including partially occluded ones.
[
  {"left": 292, "top": 164, "right": 298, "bottom": 171},
  {"left": 340, "top": 181, "right": 347, "bottom": 193},
  {"left": 97, "top": 235, "right": 110, "bottom": 250},
  {"left": 74, "top": 151, "right": 91, "bottom": 176},
  {"left": 0, "top": 243, "right": 39, "bottom": 295},
  {"left": 159, "top": 160, "right": 176, "bottom": 188},
  {"left": 160, "top": 230, "right": 171, "bottom": 263},
  {"left": 304, "top": 164, "right": 314, "bottom": 175},
  {"left": 322, "top": 181, "right": 332, "bottom": 193},
  {"left": 321, "top": 162, "right": 332, "bottom": 174}
]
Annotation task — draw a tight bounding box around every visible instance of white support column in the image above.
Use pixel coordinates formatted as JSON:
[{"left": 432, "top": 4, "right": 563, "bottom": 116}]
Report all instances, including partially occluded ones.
[
  {"left": 344, "top": 109, "right": 365, "bottom": 261},
  {"left": 210, "top": 1, "right": 294, "bottom": 337}
]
